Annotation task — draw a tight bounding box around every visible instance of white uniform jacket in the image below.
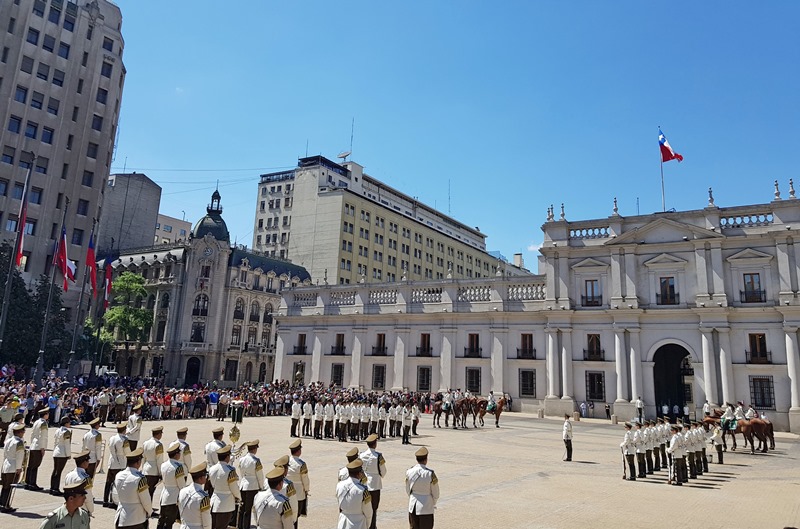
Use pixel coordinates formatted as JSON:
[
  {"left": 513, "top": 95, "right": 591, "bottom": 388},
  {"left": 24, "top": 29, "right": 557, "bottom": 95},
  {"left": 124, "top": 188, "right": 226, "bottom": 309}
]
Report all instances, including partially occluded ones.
[
  {"left": 286, "top": 455, "right": 309, "bottom": 501},
  {"left": 108, "top": 433, "right": 130, "bottom": 470},
  {"left": 254, "top": 488, "right": 293, "bottom": 529},
  {"left": 178, "top": 482, "right": 212, "bottom": 529},
  {"left": 177, "top": 438, "right": 192, "bottom": 473},
  {"left": 113, "top": 467, "right": 152, "bottom": 526},
  {"left": 238, "top": 452, "right": 264, "bottom": 491},
  {"left": 160, "top": 458, "right": 187, "bottom": 506},
  {"left": 126, "top": 414, "right": 142, "bottom": 442},
  {"left": 52, "top": 426, "right": 72, "bottom": 458},
  {"left": 1, "top": 435, "right": 24, "bottom": 473},
  {"left": 82, "top": 428, "right": 103, "bottom": 464},
  {"left": 620, "top": 430, "right": 635, "bottom": 455},
  {"left": 359, "top": 448, "right": 386, "bottom": 491},
  {"left": 209, "top": 461, "right": 241, "bottom": 512},
  {"left": 142, "top": 437, "right": 165, "bottom": 477},
  {"left": 64, "top": 467, "right": 94, "bottom": 513},
  {"left": 204, "top": 439, "right": 225, "bottom": 467},
  {"left": 336, "top": 476, "right": 372, "bottom": 529},
  {"left": 405, "top": 464, "right": 439, "bottom": 515},
  {"left": 29, "top": 418, "right": 48, "bottom": 450}
]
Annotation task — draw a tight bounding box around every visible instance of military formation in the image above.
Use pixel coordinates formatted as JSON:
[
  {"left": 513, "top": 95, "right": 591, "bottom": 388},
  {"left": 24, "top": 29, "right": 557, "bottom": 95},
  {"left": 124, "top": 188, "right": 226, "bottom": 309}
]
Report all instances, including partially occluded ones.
[{"left": 619, "top": 418, "right": 721, "bottom": 485}]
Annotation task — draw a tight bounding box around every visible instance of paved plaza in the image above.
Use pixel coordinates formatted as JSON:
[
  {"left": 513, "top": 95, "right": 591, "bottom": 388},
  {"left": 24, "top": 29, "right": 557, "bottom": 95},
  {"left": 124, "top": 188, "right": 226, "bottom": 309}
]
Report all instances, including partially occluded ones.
[{"left": 8, "top": 412, "right": 800, "bottom": 529}]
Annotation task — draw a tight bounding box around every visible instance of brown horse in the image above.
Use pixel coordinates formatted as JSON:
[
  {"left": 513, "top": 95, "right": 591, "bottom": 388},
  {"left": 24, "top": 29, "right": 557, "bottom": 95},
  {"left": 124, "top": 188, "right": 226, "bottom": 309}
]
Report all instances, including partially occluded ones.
[
  {"left": 702, "top": 416, "right": 768, "bottom": 454},
  {"left": 478, "top": 397, "right": 507, "bottom": 428},
  {"left": 432, "top": 401, "right": 444, "bottom": 428}
]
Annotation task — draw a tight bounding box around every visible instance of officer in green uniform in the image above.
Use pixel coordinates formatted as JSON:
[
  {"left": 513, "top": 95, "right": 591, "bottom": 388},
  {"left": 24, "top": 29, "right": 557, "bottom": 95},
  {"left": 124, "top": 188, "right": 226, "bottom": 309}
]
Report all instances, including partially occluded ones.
[{"left": 39, "top": 482, "right": 90, "bottom": 529}]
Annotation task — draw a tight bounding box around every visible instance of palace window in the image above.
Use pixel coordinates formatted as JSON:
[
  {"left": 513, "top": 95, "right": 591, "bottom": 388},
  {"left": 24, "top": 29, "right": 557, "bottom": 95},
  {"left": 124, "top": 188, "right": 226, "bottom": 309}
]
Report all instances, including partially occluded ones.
[
  {"left": 585, "top": 371, "right": 605, "bottom": 401},
  {"left": 417, "top": 366, "right": 432, "bottom": 392},
  {"left": 331, "top": 363, "right": 344, "bottom": 387},
  {"left": 519, "top": 369, "right": 536, "bottom": 397},
  {"left": 372, "top": 364, "right": 386, "bottom": 390},
  {"left": 749, "top": 376, "right": 775, "bottom": 410},
  {"left": 466, "top": 367, "right": 481, "bottom": 394}
]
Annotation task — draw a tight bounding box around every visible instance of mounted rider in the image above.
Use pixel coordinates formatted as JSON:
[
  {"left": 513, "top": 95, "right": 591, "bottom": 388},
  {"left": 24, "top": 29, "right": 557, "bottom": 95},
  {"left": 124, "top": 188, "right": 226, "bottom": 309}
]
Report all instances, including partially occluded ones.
[
  {"left": 734, "top": 401, "right": 746, "bottom": 422},
  {"left": 720, "top": 404, "right": 736, "bottom": 431},
  {"left": 442, "top": 391, "right": 453, "bottom": 412},
  {"left": 744, "top": 404, "right": 757, "bottom": 420},
  {"left": 486, "top": 391, "right": 497, "bottom": 413}
]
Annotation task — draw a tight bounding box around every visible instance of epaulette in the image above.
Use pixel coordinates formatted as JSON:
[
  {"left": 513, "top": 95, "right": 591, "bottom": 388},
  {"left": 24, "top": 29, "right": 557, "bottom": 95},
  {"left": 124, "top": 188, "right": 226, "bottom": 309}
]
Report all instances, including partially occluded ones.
[
  {"left": 430, "top": 471, "right": 438, "bottom": 485},
  {"left": 183, "top": 448, "right": 191, "bottom": 455},
  {"left": 64, "top": 431, "right": 72, "bottom": 439},
  {"left": 137, "top": 476, "right": 148, "bottom": 493},
  {"left": 281, "top": 499, "right": 293, "bottom": 517},
  {"left": 285, "top": 481, "right": 296, "bottom": 496},
  {"left": 255, "top": 460, "right": 263, "bottom": 471},
  {"left": 378, "top": 454, "right": 385, "bottom": 466},
  {"left": 227, "top": 469, "right": 238, "bottom": 483},
  {"left": 175, "top": 464, "right": 185, "bottom": 478},
  {"left": 300, "top": 462, "right": 308, "bottom": 474},
  {"left": 363, "top": 489, "right": 372, "bottom": 503},
  {"left": 200, "top": 495, "right": 211, "bottom": 512},
  {"left": 16, "top": 440, "right": 23, "bottom": 451},
  {"left": 123, "top": 440, "right": 130, "bottom": 449},
  {"left": 96, "top": 432, "right": 102, "bottom": 442},
  {"left": 155, "top": 443, "right": 164, "bottom": 455}
]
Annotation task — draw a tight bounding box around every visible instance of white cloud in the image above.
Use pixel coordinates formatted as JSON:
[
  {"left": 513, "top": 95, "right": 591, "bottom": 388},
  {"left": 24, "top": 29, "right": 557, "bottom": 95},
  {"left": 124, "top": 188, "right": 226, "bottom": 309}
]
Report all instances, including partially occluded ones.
[
  {"left": 527, "top": 241, "right": 543, "bottom": 252},
  {"left": 175, "top": 87, "right": 185, "bottom": 95}
]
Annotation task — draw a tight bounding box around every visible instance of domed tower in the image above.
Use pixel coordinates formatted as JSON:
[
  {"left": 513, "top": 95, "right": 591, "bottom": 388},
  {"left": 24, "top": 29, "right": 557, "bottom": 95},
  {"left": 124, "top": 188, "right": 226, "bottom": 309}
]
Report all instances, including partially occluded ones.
[{"left": 191, "top": 189, "right": 230, "bottom": 241}]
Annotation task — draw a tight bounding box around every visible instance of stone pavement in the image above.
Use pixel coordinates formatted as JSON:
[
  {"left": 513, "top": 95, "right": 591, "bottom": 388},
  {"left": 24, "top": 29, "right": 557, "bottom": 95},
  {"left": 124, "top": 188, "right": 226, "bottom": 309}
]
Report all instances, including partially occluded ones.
[{"left": 7, "top": 412, "right": 800, "bottom": 528}]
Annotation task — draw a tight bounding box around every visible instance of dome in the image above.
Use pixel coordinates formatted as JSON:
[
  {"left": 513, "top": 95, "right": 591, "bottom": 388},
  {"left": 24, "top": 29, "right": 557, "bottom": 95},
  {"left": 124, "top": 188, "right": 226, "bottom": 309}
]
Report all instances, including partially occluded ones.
[{"left": 191, "top": 190, "right": 230, "bottom": 241}]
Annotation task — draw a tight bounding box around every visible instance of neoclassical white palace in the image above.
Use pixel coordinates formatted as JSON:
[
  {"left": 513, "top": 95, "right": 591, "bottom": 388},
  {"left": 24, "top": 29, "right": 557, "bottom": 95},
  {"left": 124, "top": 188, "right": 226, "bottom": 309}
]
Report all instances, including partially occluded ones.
[{"left": 275, "top": 185, "right": 800, "bottom": 432}]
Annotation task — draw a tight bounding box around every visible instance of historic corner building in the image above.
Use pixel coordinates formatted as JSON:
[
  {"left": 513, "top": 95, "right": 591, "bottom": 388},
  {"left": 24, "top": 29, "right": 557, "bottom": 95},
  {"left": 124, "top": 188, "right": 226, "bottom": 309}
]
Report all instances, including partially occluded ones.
[
  {"left": 275, "top": 186, "right": 800, "bottom": 432},
  {"left": 109, "top": 191, "right": 311, "bottom": 388}
]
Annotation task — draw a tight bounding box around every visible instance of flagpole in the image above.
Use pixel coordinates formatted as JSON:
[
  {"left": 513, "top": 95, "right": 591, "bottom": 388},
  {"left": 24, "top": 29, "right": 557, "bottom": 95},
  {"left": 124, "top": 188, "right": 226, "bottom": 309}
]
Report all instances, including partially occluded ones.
[
  {"left": 89, "top": 261, "right": 106, "bottom": 384},
  {"left": 0, "top": 152, "right": 36, "bottom": 352},
  {"left": 33, "top": 197, "right": 69, "bottom": 387},
  {"left": 660, "top": 159, "right": 665, "bottom": 212},
  {"left": 67, "top": 217, "right": 96, "bottom": 375}
]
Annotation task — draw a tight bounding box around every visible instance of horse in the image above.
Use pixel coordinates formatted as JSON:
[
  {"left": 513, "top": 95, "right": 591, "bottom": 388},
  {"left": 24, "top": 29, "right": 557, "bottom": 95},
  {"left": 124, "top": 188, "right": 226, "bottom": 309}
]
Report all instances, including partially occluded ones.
[
  {"left": 478, "top": 397, "right": 507, "bottom": 428},
  {"left": 702, "top": 416, "right": 767, "bottom": 454},
  {"left": 472, "top": 398, "right": 488, "bottom": 427},
  {"left": 432, "top": 401, "right": 443, "bottom": 428}
]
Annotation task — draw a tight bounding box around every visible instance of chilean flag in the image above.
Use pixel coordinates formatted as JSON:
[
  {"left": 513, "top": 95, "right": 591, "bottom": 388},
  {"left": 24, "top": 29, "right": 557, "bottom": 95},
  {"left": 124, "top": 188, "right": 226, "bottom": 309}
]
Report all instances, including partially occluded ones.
[
  {"left": 103, "top": 260, "right": 113, "bottom": 310},
  {"left": 86, "top": 228, "right": 97, "bottom": 296},
  {"left": 53, "top": 227, "right": 76, "bottom": 291},
  {"left": 658, "top": 128, "right": 683, "bottom": 163}
]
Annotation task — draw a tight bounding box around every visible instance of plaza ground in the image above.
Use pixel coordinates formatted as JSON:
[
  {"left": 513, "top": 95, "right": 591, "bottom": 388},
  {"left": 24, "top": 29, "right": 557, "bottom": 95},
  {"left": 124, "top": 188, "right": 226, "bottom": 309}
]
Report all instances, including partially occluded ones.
[{"left": 8, "top": 411, "right": 800, "bottom": 528}]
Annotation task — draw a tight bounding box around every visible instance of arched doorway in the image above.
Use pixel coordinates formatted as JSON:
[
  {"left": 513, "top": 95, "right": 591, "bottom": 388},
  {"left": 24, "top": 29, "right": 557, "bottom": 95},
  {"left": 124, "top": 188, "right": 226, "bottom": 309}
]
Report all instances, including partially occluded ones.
[
  {"left": 653, "top": 344, "right": 692, "bottom": 418},
  {"left": 138, "top": 357, "right": 146, "bottom": 377},
  {"left": 125, "top": 356, "right": 134, "bottom": 376},
  {"left": 185, "top": 357, "right": 202, "bottom": 387},
  {"left": 245, "top": 362, "right": 253, "bottom": 383},
  {"left": 258, "top": 362, "right": 267, "bottom": 383}
]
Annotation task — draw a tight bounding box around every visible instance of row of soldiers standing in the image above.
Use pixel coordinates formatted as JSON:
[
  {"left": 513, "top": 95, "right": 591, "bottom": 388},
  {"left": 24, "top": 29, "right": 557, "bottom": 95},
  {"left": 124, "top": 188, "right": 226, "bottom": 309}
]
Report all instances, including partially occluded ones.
[{"left": 620, "top": 419, "right": 722, "bottom": 485}]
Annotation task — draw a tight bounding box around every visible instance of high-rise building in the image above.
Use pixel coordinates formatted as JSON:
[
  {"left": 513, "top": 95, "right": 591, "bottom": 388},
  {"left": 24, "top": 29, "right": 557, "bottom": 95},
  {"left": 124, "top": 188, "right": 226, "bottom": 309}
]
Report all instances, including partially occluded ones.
[
  {"left": 96, "top": 172, "right": 161, "bottom": 255},
  {"left": 0, "top": 0, "right": 125, "bottom": 297},
  {"left": 254, "top": 155, "right": 526, "bottom": 285},
  {"left": 154, "top": 213, "right": 191, "bottom": 245}
]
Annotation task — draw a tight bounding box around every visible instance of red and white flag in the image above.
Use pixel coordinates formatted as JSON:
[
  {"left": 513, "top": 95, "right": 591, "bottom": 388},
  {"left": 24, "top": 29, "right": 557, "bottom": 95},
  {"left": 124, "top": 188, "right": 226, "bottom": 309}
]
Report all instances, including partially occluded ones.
[
  {"left": 53, "top": 226, "right": 75, "bottom": 291},
  {"left": 103, "top": 260, "right": 113, "bottom": 310},
  {"left": 658, "top": 128, "right": 683, "bottom": 163}
]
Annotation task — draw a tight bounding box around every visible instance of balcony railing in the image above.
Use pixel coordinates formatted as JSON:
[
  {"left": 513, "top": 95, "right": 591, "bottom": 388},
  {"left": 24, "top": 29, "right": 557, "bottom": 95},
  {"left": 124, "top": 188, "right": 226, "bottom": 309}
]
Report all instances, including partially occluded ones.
[
  {"left": 583, "top": 349, "right": 605, "bottom": 361},
  {"left": 464, "top": 347, "right": 483, "bottom": 358},
  {"left": 331, "top": 345, "right": 347, "bottom": 355},
  {"left": 249, "top": 314, "right": 260, "bottom": 322},
  {"left": 656, "top": 293, "right": 680, "bottom": 305},
  {"left": 263, "top": 314, "right": 273, "bottom": 324},
  {"left": 740, "top": 289, "right": 766, "bottom": 303},
  {"left": 292, "top": 345, "right": 308, "bottom": 355},
  {"left": 746, "top": 350, "right": 772, "bottom": 364},
  {"left": 416, "top": 346, "right": 432, "bottom": 357},
  {"left": 581, "top": 295, "right": 602, "bottom": 307},
  {"left": 233, "top": 310, "right": 245, "bottom": 320},
  {"left": 371, "top": 346, "right": 387, "bottom": 356},
  {"left": 517, "top": 347, "right": 536, "bottom": 359},
  {"left": 192, "top": 308, "right": 208, "bottom": 317}
]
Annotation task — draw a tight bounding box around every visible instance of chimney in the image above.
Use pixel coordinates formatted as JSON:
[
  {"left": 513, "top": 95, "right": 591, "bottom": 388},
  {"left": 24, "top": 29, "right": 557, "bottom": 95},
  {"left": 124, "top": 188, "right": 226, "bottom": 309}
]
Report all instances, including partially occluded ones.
[{"left": 513, "top": 253, "right": 524, "bottom": 268}]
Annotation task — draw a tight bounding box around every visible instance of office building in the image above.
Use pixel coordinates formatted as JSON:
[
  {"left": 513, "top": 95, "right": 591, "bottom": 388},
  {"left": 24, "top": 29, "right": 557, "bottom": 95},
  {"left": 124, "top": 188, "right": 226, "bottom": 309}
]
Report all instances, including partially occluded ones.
[
  {"left": 96, "top": 172, "right": 160, "bottom": 254},
  {"left": 155, "top": 213, "right": 191, "bottom": 245},
  {"left": 275, "top": 183, "right": 800, "bottom": 432}
]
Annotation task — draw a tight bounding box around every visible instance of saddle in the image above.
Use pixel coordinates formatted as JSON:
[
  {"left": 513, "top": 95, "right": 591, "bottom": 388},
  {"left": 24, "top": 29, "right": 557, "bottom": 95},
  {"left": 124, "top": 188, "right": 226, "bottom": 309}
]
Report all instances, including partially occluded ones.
[
  {"left": 487, "top": 403, "right": 496, "bottom": 412},
  {"left": 443, "top": 403, "right": 450, "bottom": 411}
]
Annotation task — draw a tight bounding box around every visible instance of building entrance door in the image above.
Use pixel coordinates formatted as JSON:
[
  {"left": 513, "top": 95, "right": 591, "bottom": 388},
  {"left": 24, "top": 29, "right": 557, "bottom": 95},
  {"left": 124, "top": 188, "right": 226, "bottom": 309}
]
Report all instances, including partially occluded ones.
[
  {"left": 185, "top": 357, "right": 201, "bottom": 387},
  {"left": 653, "top": 344, "right": 691, "bottom": 420}
]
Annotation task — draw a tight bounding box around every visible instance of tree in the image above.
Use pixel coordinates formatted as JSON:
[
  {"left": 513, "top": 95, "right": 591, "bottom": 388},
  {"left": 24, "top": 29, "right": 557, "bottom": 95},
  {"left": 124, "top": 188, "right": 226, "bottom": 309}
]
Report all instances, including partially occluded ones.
[
  {"left": 31, "top": 274, "right": 71, "bottom": 369},
  {"left": 103, "top": 271, "right": 152, "bottom": 350},
  {"left": 0, "top": 243, "right": 38, "bottom": 366},
  {"left": 82, "top": 316, "right": 114, "bottom": 366}
]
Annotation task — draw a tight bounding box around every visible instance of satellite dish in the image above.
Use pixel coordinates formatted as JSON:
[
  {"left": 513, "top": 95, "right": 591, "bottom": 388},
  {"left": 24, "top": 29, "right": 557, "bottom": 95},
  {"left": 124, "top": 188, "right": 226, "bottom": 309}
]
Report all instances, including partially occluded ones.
[{"left": 337, "top": 151, "right": 352, "bottom": 160}]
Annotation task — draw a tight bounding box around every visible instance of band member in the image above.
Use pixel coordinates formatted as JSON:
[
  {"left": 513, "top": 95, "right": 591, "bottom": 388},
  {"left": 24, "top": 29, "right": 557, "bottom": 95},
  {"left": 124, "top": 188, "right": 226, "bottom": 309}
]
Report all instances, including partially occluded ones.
[
  {"left": 63, "top": 449, "right": 94, "bottom": 514},
  {"left": 0, "top": 423, "right": 25, "bottom": 513},
  {"left": 405, "top": 447, "right": 439, "bottom": 529},
  {"left": 50, "top": 416, "right": 72, "bottom": 495},
  {"left": 238, "top": 440, "right": 264, "bottom": 529},
  {"left": 157, "top": 441, "right": 186, "bottom": 529},
  {"left": 209, "top": 445, "right": 240, "bottom": 529},
  {"left": 178, "top": 463, "right": 212, "bottom": 529},
  {"left": 204, "top": 426, "right": 226, "bottom": 496},
  {"left": 287, "top": 439, "right": 310, "bottom": 528},
  {"left": 126, "top": 404, "right": 143, "bottom": 451},
  {"left": 82, "top": 417, "right": 103, "bottom": 477},
  {"left": 254, "top": 467, "right": 293, "bottom": 529},
  {"left": 113, "top": 447, "right": 153, "bottom": 528},
  {"left": 175, "top": 426, "right": 192, "bottom": 474},
  {"left": 25, "top": 408, "right": 49, "bottom": 490},
  {"left": 360, "top": 434, "right": 386, "bottom": 529},
  {"left": 142, "top": 426, "right": 166, "bottom": 501}
]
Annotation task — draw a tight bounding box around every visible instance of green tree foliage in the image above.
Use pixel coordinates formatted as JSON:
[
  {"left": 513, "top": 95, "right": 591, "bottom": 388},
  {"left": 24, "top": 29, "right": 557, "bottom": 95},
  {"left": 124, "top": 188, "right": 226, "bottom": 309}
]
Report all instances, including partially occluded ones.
[
  {"left": 0, "top": 243, "right": 71, "bottom": 368},
  {"left": 82, "top": 317, "right": 114, "bottom": 365},
  {"left": 103, "top": 271, "right": 152, "bottom": 349}
]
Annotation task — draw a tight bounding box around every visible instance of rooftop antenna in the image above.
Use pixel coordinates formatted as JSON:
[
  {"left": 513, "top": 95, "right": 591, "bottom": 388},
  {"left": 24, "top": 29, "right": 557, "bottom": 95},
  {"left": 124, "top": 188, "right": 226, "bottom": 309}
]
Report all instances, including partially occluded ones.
[
  {"left": 448, "top": 179, "right": 451, "bottom": 215},
  {"left": 338, "top": 118, "right": 355, "bottom": 163},
  {"left": 305, "top": 139, "right": 309, "bottom": 158}
]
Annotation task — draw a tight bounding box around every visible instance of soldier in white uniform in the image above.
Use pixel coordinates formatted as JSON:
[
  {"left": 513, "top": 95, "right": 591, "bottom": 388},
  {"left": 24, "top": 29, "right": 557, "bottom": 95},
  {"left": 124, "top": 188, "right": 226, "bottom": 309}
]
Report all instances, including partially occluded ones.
[
  {"left": 97, "top": 387, "right": 111, "bottom": 427},
  {"left": 204, "top": 426, "right": 226, "bottom": 496},
  {"left": 175, "top": 427, "right": 192, "bottom": 474},
  {"left": 411, "top": 403, "right": 421, "bottom": 436},
  {"left": 633, "top": 422, "right": 646, "bottom": 478},
  {"left": 38, "top": 482, "right": 91, "bottom": 529},
  {"left": 209, "top": 444, "right": 240, "bottom": 529},
  {"left": 643, "top": 421, "right": 654, "bottom": 474},
  {"left": 324, "top": 399, "right": 335, "bottom": 439},
  {"left": 178, "top": 462, "right": 212, "bottom": 529},
  {"left": 64, "top": 449, "right": 94, "bottom": 514},
  {"left": 562, "top": 414, "right": 573, "bottom": 462},
  {"left": 255, "top": 466, "right": 293, "bottom": 529},
  {"left": 113, "top": 447, "right": 152, "bottom": 529},
  {"left": 710, "top": 424, "right": 724, "bottom": 464},
  {"left": 50, "top": 416, "right": 73, "bottom": 495},
  {"left": 157, "top": 441, "right": 186, "bottom": 529},
  {"left": 126, "top": 404, "right": 143, "bottom": 451},
  {"left": 387, "top": 404, "right": 397, "bottom": 438},
  {"left": 25, "top": 408, "right": 49, "bottom": 490},
  {"left": 142, "top": 425, "right": 166, "bottom": 501},
  {"left": 666, "top": 424, "right": 684, "bottom": 485},
  {"left": 401, "top": 404, "right": 413, "bottom": 445},
  {"left": 0, "top": 423, "right": 25, "bottom": 513},
  {"left": 105, "top": 423, "right": 130, "bottom": 508},
  {"left": 338, "top": 448, "right": 360, "bottom": 482},
  {"left": 360, "top": 434, "right": 386, "bottom": 529},
  {"left": 377, "top": 405, "right": 387, "bottom": 439},
  {"left": 405, "top": 447, "right": 439, "bottom": 529},
  {"left": 301, "top": 400, "right": 313, "bottom": 437},
  {"left": 337, "top": 401, "right": 349, "bottom": 443},
  {"left": 290, "top": 399, "right": 302, "bottom": 438},
  {"left": 313, "top": 401, "right": 324, "bottom": 440},
  {"left": 336, "top": 459, "right": 372, "bottom": 529},
  {"left": 620, "top": 422, "right": 635, "bottom": 481},
  {"left": 272, "top": 455, "right": 298, "bottom": 528},
  {"left": 682, "top": 423, "right": 696, "bottom": 479},
  {"left": 238, "top": 440, "right": 264, "bottom": 529},
  {"left": 286, "top": 439, "right": 309, "bottom": 526},
  {"left": 82, "top": 417, "right": 103, "bottom": 478}
]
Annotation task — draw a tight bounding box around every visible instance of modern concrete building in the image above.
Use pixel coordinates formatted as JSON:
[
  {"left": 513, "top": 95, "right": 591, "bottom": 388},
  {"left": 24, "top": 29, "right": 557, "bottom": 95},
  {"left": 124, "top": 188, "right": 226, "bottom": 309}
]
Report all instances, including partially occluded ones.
[
  {"left": 253, "top": 156, "right": 526, "bottom": 285},
  {"left": 0, "top": 0, "right": 125, "bottom": 296},
  {"left": 154, "top": 213, "right": 191, "bottom": 245},
  {"left": 110, "top": 191, "right": 311, "bottom": 387},
  {"left": 96, "top": 172, "right": 160, "bottom": 254},
  {"left": 274, "top": 183, "right": 800, "bottom": 432}
]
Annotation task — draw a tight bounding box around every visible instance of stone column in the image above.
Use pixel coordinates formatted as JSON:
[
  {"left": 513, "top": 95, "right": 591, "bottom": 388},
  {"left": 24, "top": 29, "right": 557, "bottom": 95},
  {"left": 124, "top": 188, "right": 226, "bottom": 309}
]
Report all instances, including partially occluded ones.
[
  {"left": 439, "top": 327, "right": 456, "bottom": 392},
  {"left": 614, "top": 329, "right": 628, "bottom": 402},
  {"left": 274, "top": 333, "right": 287, "bottom": 381},
  {"left": 490, "top": 327, "right": 507, "bottom": 393},
  {"left": 350, "top": 332, "right": 363, "bottom": 388},
  {"left": 546, "top": 329, "right": 559, "bottom": 398},
  {"left": 785, "top": 326, "right": 800, "bottom": 409},
  {"left": 628, "top": 329, "right": 643, "bottom": 403},
  {"left": 717, "top": 328, "right": 735, "bottom": 405},
  {"left": 700, "top": 329, "right": 719, "bottom": 406},
  {"left": 561, "top": 329, "right": 573, "bottom": 399},
  {"left": 392, "top": 330, "right": 408, "bottom": 391},
  {"left": 310, "top": 332, "right": 325, "bottom": 384}
]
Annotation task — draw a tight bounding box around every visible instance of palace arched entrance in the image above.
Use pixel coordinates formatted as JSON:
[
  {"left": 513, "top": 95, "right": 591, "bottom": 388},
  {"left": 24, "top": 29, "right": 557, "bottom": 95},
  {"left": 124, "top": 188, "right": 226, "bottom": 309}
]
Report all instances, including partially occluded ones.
[
  {"left": 653, "top": 344, "right": 693, "bottom": 417},
  {"left": 185, "top": 357, "right": 202, "bottom": 387}
]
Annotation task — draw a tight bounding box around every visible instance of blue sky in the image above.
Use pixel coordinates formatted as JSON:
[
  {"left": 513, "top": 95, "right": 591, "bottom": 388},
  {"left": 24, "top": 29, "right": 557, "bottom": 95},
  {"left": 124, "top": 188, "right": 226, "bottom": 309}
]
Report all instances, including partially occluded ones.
[{"left": 112, "top": 1, "right": 800, "bottom": 267}]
